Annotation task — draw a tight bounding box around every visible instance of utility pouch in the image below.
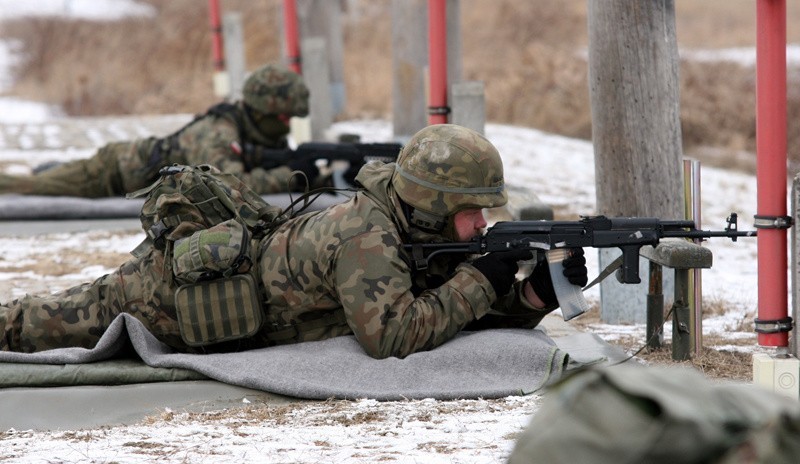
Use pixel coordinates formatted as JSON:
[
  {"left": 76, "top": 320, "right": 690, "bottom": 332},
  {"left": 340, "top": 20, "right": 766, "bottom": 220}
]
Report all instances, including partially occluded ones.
[
  {"left": 172, "top": 219, "right": 251, "bottom": 284},
  {"left": 174, "top": 273, "right": 263, "bottom": 347}
]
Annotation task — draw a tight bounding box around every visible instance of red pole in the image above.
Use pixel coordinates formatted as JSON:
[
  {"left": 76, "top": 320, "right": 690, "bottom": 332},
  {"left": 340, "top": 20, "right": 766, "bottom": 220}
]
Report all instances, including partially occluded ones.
[
  {"left": 428, "top": 0, "right": 448, "bottom": 125},
  {"left": 283, "top": 0, "right": 302, "bottom": 74},
  {"left": 755, "top": 0, "right": 789, "bottom": 347},
  {"left": 208, "top": 0, "right": 225, "bottom": 72}
]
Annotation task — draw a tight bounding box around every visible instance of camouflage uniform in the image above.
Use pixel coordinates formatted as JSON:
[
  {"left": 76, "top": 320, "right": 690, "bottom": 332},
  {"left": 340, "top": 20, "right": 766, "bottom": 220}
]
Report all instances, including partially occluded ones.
[
  {"left": 0, "top": 64, "right": 310, "bottom": 197},
  {"left": 0, "top": 125, "right": 550, "bottom": 358}
]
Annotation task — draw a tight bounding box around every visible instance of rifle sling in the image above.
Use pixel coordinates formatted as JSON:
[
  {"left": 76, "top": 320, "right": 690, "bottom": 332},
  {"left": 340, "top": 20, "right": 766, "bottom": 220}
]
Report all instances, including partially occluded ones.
[{"left": 582, "top": 255, "right": 623, "bottom": 291}]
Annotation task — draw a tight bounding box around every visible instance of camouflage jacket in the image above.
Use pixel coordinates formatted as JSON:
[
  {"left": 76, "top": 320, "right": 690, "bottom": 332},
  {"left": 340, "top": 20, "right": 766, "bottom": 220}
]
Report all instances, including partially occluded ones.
[
  {"left": 256, "top": 161, "right": 542, "bottom": 359},
  {"left": 164, "top": 103, "right": 298, "bottom": 194}
]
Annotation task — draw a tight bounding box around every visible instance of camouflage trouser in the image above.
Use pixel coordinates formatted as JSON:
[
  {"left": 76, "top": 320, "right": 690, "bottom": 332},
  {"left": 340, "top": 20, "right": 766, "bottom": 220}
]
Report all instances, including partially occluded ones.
[
  {"left": 0, "top": 138, "right": 161, "bottom": 197},
  {"left": 0, "top": 248, "right": 187, "bottom": 353}
]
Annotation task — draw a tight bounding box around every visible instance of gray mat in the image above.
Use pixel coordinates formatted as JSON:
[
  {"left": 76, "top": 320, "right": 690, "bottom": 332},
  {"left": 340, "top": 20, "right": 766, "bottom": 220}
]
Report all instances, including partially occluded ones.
[
  {"left": 0, "top": 192, "right": 349, "bottom": 220},
  {"left": 0, "top": 314, "right": 568, "bottom": 400}
]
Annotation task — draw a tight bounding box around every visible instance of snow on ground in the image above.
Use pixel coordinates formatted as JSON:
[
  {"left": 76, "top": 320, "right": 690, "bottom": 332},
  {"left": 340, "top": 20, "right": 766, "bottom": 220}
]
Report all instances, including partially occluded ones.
[{"left": 0, "top": 0, "right": 155, "bottom": 22}]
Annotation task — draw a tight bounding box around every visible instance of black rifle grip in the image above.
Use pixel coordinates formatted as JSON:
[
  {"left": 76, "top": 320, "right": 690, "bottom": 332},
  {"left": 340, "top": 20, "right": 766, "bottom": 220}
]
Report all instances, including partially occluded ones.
[{"left": 620, "top": 245, "right": 642, "bottom": 284}]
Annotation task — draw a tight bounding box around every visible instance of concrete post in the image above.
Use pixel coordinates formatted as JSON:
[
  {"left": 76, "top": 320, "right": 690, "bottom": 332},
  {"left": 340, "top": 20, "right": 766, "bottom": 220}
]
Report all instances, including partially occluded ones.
[
  {"left": 301, "top": 37, "right": 333, "bottom": 141},
  {"left": 296, "top": 0, "right": 345, "bottom": 115},
  {"left": 222, "top": 12, "right": 246, "bottom": 101},
  {"left": 445, "top": 0, "right": 462, "bottom": 98},
  {"left": 391, "top": 0, "right": 428, "bottom": 140},
  {"left": 450, "top": 81, "right": 485, "bottom": 135},
  {"left": 391, "top": 0, "right": 462, "bottom": 139}
]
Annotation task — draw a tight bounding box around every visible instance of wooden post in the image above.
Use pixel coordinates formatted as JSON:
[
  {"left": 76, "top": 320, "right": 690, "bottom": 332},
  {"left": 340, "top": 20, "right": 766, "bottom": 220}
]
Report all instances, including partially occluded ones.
[
  {"left": 588, "top": 0, "right": 684, "bottom": 324},
  {"left": 672, "top": 270, "right": 692, "bottom": 360},
  {"left": 646, "top": 261, "right": 664, "bottom": 350}
]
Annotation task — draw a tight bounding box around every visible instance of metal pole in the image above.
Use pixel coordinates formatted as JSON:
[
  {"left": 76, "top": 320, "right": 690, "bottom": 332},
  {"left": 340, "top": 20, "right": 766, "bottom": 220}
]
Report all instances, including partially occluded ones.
[
  {"left": 683, "top": 159, "right": 703, "bottom": 356},
  {"left": 208, "top": 0, "right": 229, "bottom": 98},
  {"left": 428, "top": 0, "right": 448, "bottom": 125},
  {"left": 756, "top": 0, "right": 789, "bottom": 348},
  {"left": 208, "top": 0, "right": 225, "bottom": 73},
  {"left": 283, "top": 0, "right": 302, "bottom": 74}
]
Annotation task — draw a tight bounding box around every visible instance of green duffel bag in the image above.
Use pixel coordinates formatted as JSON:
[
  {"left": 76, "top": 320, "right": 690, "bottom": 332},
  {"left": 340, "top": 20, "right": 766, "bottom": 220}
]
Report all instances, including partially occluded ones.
[{"left": 508, "top": 365, "right": 800, "bottom": 464}]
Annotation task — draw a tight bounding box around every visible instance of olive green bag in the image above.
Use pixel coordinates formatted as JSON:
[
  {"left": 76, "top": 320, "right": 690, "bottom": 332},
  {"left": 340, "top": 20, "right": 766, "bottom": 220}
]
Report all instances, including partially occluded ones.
[{"left": 509, "top": 365, "right": 800, "bottom": 464}]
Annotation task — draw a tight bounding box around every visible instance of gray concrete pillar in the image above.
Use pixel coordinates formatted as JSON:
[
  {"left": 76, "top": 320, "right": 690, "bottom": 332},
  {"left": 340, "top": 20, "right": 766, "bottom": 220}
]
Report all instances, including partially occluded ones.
[
  {"left": 598, "top": 249, "right": 673, "bottom": 324},
  {"left": 301, "top": 37, "right": 333, "bottom": 141},
  {"left": 223, "top": 12, "right": 246, "bottom": 101},
  {"left": 450, "top": 81, "right": 485, "bottom": 135},
  {"left": 391, "top": 0, "right": 462, "bottom": 140},
  {"left": 391, "top": 0, "right": 428, "bottom": 140},
  {"left": 296, "top": 0, "right": 346, "bottom": 115}
]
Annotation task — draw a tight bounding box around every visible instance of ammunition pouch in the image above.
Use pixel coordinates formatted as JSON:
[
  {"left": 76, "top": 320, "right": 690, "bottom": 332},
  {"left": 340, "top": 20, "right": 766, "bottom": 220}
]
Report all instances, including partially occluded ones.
[
  {"left": 172, "top": 219, "right": 263, "bottom": 347},
  {"left": 174, "top": 274, "right": 263, "bottom": 347}
]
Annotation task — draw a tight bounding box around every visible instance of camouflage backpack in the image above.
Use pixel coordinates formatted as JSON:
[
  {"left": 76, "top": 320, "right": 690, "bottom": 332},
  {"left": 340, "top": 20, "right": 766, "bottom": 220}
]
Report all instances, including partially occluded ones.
[{"left": 128, "top": 164, "right": 286, "bottom": 346}]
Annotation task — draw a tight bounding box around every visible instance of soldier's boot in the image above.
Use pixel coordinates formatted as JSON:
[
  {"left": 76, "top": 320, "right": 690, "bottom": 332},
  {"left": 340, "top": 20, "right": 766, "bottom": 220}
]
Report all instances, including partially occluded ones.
[{"left": 0, "top": 144, "right": 125, "bottom": 197}]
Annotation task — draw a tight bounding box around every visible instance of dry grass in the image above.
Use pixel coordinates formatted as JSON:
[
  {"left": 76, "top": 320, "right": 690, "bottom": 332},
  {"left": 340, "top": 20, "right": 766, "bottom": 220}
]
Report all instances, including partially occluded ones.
[
  {"left": 2, "top": 0, "right": 800, "bottom": 171},
  {"left": 570, "top": 300, "right": 757, "bottom": 382}
]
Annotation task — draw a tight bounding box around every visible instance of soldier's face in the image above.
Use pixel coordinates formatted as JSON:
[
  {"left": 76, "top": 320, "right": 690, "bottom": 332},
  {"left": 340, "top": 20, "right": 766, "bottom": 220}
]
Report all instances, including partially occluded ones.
[{"left": 452, "top": 208, "right": 487, "bottom": 241}]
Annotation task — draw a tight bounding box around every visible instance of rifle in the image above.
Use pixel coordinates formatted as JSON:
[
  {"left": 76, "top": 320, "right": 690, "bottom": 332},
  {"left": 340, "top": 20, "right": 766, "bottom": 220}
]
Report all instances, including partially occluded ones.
[
  {"left": 404, "top": 213, "right": 756, "bottom": 320},
  {"left": 240, "top": 141, "right": 402, "bottom": 173}
]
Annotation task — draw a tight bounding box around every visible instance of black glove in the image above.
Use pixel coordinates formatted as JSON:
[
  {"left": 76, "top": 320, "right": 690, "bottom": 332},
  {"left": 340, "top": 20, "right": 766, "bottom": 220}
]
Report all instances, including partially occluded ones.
[
  {"left": 288, "top": 157, "right": 319, "bottom": 186},
  {"left": 562, "top": 247, "right": 588, "bottom": 287},
  {"left": 471, "top": 250, "right": 533, "bottom": 297},
  {"left": 527, "top": 248, "right": 588, "bottom": 307}
]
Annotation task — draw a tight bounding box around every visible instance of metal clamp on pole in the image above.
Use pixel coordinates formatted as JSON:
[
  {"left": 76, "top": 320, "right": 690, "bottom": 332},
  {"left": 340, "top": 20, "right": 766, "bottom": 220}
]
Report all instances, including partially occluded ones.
[
  {"left": 754, "top": 316, "right": 794, "bottom": 334},
  {"left": 753, "top": 215, "right": 794, "bottom": 229},
  {"left": 427, "top": 106, "right": 451, "bottom": 116}
]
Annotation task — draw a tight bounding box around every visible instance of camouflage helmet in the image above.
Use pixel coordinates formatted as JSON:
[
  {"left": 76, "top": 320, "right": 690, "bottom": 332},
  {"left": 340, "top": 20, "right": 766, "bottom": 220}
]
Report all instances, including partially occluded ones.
[
  {"left": 242, "top": 64, "right": 309, "bottom": 117},
  {"left": 392, "top": 124, "right": 507, "bottom": 230}
]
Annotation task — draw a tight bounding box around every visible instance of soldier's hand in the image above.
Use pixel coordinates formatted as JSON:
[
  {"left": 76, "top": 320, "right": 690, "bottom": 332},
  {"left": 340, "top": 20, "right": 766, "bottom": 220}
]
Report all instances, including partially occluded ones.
[
  {"left": 471, "top": 250, "right": 533, "bottom": 297},
  {"left": 562, "top": 247, "right": 588, "bottom": 287}
]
